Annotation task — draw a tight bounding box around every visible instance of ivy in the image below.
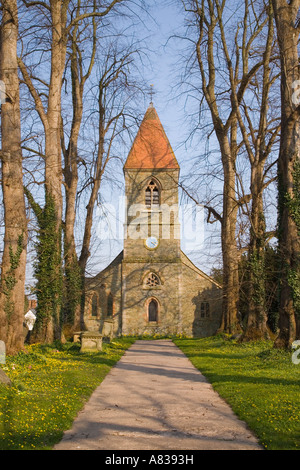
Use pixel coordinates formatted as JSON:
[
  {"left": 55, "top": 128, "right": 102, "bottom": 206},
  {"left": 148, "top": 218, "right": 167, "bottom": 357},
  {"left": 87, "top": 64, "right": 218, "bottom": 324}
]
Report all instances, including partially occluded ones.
[
  {"left": 2, "top": 234, "right": 24, "bottom": 320},
  {"left": 285, "top": 160, "right": 300, "bottom": 316},
  {"left": 248, "top": 248, "right": 266, "bottom": 307},
  {"left": 247, "top": 208, "right": 266, "bottom": 315},
  {"left": 287, "top": 269, "right": 300, "bottom": 315},
  {"left": 8, "top": 237, "right": 24, "bottom": 270},
  {"left": 286, "top": 160, "right": 300, "bottom": 234},
  {"left": 25, "top": 188, "right": 63, "bottom": 337}
]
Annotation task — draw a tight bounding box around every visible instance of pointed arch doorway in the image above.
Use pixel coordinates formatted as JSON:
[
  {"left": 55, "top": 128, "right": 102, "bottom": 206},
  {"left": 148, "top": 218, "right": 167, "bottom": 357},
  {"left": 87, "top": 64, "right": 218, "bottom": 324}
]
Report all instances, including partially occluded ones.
[{"left": 148, "top": 298, "right": 158, "bottom": 322}]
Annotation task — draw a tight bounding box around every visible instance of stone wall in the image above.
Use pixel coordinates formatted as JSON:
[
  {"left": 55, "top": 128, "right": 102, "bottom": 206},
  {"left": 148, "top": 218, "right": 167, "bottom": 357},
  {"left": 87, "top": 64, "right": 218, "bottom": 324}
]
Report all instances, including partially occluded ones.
[
  {"left": 84, "top": 252, "right": 123, "bottom": 336},
  {"left": 180, "top": 252, "right": 223, "bottom": 337},
  {"left": 84, "top": 252, "right": 222, "bottom": 338},
  {"left": 121, "top": 260, "right": 181, "bottom": 336}
]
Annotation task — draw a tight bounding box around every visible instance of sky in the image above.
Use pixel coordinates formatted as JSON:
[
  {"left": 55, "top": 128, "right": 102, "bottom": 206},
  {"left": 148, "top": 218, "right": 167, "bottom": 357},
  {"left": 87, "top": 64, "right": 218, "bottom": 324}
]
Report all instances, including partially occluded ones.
[
  {"left": 83, "top": 2, "right": 224, "bottom": 281},
  {"left": 142, "top": 3, "right": 186, "bottom": 141},
  {"left": 18, "top": 0, "right": 279, "bottom": 296},
  {"left": 25, "top": 1, "right": 223, "bottom": 294},
  {"left": 84, "top": 0, "right": 279, "bottom": 283}
]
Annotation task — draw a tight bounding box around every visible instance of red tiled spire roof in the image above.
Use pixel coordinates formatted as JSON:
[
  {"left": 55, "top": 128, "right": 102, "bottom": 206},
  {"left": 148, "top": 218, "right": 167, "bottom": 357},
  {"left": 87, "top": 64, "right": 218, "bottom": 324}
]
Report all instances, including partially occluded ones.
[{"left": 124, "top": 104, "right": 180, "bottom": 169}]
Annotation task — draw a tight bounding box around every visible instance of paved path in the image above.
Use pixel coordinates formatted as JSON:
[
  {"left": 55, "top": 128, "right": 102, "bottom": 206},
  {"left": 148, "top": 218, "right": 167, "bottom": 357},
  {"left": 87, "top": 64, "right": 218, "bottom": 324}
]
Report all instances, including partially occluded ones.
[{"left": 54, "top": 340, "right": 262, "bottom": 450}]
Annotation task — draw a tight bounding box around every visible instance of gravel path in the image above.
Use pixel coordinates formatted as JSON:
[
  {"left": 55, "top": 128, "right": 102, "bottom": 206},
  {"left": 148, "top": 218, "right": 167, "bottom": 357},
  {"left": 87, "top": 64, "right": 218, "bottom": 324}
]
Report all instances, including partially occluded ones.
[{"left": 54, "top": 339, "right": 262, "bottom": 450}]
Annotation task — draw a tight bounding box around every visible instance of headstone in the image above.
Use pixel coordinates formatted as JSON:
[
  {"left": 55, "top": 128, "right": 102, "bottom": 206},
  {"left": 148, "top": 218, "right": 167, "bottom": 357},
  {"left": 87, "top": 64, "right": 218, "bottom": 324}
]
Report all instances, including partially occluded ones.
[
  {"left": 24, "top": 309, "right": 37, "bottom": 331},
  {"left": 0, "top": 369, "right": 11, "bottom": 386},
  {"left": 0, "top": 347, "right": 11, "bottom": 386},
  {"left": 102, "top": 319, "right": 114, "bottom": 342},
  {"left": 0, "top": 340, "right": 5, "bottom": 365},
  {"left": 80, "top": 331, "right": 103, "bottom": 352},
  {"left": 73, "top": 331, "right": 82, "bottom": 343}
]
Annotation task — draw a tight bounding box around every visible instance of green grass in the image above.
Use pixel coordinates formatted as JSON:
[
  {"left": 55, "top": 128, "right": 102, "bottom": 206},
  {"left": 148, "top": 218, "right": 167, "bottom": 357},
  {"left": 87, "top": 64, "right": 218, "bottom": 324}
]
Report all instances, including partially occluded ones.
[
  {"left": 174, "top": 335, "right": 300, "bottom": 450},
  {"left": 0, "top": 337, "right": 135, "bottom": 450},
  {"left": 1, "top": 335, "right": 299, "bottom": 450}
]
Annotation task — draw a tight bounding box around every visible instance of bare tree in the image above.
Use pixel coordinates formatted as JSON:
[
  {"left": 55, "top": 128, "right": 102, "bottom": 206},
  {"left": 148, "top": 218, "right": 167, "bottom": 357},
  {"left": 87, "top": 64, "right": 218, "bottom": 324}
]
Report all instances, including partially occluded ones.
[
  {"left": 0, "top": 0, "right": 28, "bottom": 354},
  {"left": 18, "top": 0, "right": 72, "bottom": 342},
  {"left": 230, "top": 1, "right": 280, "bottom": 340},
  {"left": 271, "top": 0, "right": 300, "bottom": 348},
  {"left": 18, "top": 0, "right": 130, "bottom": 342},
  {"left": 62, "top": 23, "right": 145, "bottom": 331},
  {"left": 62, "top": 7, "right": 98, "bottom": 330},
  {"left": 178, "top": 0, "right": 280, "bottom": 334}
]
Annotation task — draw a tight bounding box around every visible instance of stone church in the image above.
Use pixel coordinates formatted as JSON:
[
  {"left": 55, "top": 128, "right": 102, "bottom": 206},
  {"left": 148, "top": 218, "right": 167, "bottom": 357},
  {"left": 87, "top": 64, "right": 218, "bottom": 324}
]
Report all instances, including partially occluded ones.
[{"left": 84, "top": 104, "right": 222, "bottom": 338}]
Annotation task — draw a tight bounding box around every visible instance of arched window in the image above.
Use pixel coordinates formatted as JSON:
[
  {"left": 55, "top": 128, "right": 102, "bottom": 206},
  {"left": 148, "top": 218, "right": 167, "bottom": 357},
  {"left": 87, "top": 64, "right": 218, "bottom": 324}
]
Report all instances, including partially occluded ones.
[
  {"left": 145, "top": 179, "right": 160, "bottom": 208},
  {"left": 144, "top": 272, "right": 161, "bottom": 288},
  {"left": 107, "top": 293, "right": 113, "bottom": 317},
  {"left": 148, "top": 299, "right": 158, "bottom": 322},
  {"left": 91, "top": 294, "right": 98, "bottom": 317}
]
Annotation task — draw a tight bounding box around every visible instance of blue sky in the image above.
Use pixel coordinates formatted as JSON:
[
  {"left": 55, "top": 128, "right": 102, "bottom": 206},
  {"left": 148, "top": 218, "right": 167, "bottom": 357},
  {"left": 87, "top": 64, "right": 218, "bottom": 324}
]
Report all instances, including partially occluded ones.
[
  {"left": 22, "top": 0, "right": 279, "bottom": 293},
  {"left": 138, "top": 1, "right": 188, "bottom": 158},
  {"left": 25, "top": 2, "right": 222, "bottom": 293},
  {"left": 84, "top": 2, "right": 224, "bottom": 280}
]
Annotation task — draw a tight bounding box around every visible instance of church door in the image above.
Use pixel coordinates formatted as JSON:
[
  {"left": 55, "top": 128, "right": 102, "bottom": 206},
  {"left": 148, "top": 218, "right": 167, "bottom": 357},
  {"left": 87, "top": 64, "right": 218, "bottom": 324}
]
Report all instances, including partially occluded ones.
[{"left": 148, "top": 299, "right": 158, "bottom": 322}]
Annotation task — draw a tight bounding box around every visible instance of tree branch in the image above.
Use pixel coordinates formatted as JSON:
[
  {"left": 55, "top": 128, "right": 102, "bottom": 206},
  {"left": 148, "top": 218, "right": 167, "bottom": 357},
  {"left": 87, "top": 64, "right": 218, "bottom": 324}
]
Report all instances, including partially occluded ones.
[
  {"left": 67, "top": 0, "right": 123, "bottom": 31},
  {"left": 178, "top": 182, "right": 223, "bottom": 224},
  {"left": 22, "top": 0, "right": 50, "bottom": 11},
  {"left": 17, "top": 57, "right": 48, "bottom": 130}
]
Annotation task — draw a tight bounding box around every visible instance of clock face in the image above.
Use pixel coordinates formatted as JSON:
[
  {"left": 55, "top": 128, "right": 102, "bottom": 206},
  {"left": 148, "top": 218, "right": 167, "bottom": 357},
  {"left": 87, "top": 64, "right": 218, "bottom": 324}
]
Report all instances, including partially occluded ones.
[{"left": 145, "top": 236, "right": 159, "bottom": 250}]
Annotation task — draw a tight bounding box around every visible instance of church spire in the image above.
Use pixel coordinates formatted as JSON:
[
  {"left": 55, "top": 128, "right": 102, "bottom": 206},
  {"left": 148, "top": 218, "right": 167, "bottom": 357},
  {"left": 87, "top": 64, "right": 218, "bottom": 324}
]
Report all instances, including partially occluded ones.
[{"left": 124, "top": 105, "right": 179, "bottom": 170}]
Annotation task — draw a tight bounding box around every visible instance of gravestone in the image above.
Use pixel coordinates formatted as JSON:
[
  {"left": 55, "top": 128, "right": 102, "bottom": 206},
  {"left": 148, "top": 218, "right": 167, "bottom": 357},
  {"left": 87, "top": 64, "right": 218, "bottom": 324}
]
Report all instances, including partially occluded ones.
[
  {"left": 0, "top": 369, "right": 11, "bottom": 387},
  {"left": 24, "top": 309, "right": 37, "bottom": 331},
  {"left": 0, "top": 342, "right": 11, "bottom": 386},
  {"left": 0, "top": 340, "right": 5, "bottom": 365},
  {"left": 80, "top": 331, "right": 103, "bottom": 352},
  {"left": 73, "top": 331, "right": 82, "bottom": 343},
  {"left": 102, "top": 319, "right": 114, "bottom": 342}
]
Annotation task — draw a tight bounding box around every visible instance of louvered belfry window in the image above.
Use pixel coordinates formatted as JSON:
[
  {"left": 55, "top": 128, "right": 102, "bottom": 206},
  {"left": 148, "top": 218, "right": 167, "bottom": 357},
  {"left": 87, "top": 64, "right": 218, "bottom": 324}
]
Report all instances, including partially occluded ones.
[{"left": 145, "top": 180, "right": 160, "bottom": 208}]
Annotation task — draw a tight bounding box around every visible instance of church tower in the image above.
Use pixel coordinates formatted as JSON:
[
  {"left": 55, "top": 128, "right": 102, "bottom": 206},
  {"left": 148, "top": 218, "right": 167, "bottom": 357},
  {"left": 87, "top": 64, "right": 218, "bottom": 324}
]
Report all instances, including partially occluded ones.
[
  {"left": 84, "top": 104, "right": 222, "bottom": 339},
  {"left": 122, "top": 103, "right": 183, "bottom": 335}
]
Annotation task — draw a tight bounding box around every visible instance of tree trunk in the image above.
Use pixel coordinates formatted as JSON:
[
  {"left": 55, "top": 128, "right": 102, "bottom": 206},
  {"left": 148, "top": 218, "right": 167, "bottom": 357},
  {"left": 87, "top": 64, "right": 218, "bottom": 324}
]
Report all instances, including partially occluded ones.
[
  {"left": 0, "top": 0, "right": 28, "bottom": 354},
  {"left": 241, "top": 3, "right": 275, "bottom": 341},
  {"left": 63, "top": 71, "right": 82, "bottom": 332},
  {"left": 46, "top": 0, "right": 66, "bottom": 227},
  {"left": 33, "top": 0, "right": 66, "bottom": 343},
  {"left": 219, "top": 137, "right": 240, "bottom": 333},
  {"left": 190, "top": 3, "right": 241, "bottom": 334},
  {"left": 272, "top": 0, "right": 300, "bottom": 348},
  {"left": 19, "top": 1, "right": 69, "bottom": 344},
  {"left": 63, "top": 19, "right": 93, "bottom": 333},
  {"left": 244, "top": 164, "right": 269, "bottom": 340}
]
